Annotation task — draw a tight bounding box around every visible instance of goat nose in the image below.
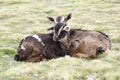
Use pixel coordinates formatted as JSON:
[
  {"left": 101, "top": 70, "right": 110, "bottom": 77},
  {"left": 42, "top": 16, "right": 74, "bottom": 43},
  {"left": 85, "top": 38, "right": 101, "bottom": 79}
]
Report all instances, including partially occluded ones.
[{"left": 14, "top": 54, "right": 20, "bottom": 61}]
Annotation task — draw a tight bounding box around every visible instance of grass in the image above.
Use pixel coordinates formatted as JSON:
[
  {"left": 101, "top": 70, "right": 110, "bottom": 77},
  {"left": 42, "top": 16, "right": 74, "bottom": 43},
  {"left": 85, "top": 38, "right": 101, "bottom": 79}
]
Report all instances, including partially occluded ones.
[{"left": 0, "top": 0, "right": 120, "bottom": 80}]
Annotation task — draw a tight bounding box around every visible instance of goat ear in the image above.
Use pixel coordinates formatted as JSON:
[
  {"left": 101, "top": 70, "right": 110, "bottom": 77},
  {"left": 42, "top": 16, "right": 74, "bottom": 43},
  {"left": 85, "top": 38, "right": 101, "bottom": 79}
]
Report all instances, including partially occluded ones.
[
  {"left": 47, "top": 17, "right": 55, "bottom": 22},
  {"left": 64, "top": 13, "right": 72, "bottom": 22},
  {"left": 63, "top": 26, "right": 70, "bottom": 31},
  {"left": 47, "top": 27, "right": 53, "bottom": 31}
]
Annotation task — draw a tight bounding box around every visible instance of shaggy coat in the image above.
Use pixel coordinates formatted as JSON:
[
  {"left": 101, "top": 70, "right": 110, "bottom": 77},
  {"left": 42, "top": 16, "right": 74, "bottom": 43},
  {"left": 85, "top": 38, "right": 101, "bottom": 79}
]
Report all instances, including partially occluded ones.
[
  {"left": 66, "top": 29, "right": 111, "bottom": 58},
  {"left": 47, "top": 13, "right": 111, "bottom": 59},
  {"left": 14, "top": 33, "right": 65, "bottom": 62}
]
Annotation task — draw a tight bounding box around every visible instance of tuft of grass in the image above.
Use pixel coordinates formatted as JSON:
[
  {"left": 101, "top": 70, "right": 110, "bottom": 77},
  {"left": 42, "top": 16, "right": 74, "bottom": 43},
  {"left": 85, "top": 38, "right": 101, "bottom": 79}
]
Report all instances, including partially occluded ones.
[{"left": 0, "top": 48, "right": 16, "bottom": 55}]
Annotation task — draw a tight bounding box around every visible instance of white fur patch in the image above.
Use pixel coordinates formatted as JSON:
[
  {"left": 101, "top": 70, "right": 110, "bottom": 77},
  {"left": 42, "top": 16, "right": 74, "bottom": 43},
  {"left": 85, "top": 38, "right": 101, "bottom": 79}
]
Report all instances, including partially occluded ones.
[
  {"left": 65, "top": 55, "right": 70, "bottom": 58},
  {"left": 54, "top": 20, "right": 57, "bottom": 23},
  {"left": 32, "top": 34, "right": 45, "bottom": 46},
  {"left": 60, "top": 16, "right": 65, "bottom": 22},
  {"left": 32, "top": 34, "right": 42, "bottom": 42},
  {"left": 21, "top": 44, "right": 25, "bottom": 50},
  {"left": 58, "top": 26, "right": 64, "bottom": 35}
]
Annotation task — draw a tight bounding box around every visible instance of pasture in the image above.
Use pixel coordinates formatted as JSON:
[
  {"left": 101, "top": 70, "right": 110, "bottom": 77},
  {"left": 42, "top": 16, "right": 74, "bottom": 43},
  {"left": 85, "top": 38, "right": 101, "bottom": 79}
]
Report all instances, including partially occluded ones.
[{"left": 0, "top": 0, "right": 120, "bottom": 80}]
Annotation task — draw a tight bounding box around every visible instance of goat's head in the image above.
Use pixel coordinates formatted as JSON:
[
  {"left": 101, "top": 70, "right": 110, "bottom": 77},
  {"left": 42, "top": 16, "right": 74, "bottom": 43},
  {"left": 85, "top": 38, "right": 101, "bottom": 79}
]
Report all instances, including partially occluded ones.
[
  {"left": 14, "top": 54, "right": 27, "bottom": 62},
  {"left": 47, "top": 13, "right": 72, "bottom": 41},
  {"left": 14, "top": 48, "right": 28, "bottom": 62}
]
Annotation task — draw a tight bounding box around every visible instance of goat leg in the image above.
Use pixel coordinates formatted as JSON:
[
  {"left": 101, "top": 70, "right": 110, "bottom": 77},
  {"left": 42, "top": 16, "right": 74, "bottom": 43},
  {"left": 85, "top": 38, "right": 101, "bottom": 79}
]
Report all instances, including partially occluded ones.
[
  {"left": 71, "top": 53, "right": 96, "bottom": 59},
  {"left": 27, "top": 55, "right": 45, "bottom": 62}
]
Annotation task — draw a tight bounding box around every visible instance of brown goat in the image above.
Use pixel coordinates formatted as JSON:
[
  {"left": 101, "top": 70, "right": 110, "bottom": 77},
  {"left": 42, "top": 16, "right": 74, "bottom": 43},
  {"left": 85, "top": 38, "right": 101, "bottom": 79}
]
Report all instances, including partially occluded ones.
[
  {"left": 47, "top": 13, "right": 111, "bottom": 59},
  {"left": 14, "top": 33, "right": 65, "bottom": 62}
]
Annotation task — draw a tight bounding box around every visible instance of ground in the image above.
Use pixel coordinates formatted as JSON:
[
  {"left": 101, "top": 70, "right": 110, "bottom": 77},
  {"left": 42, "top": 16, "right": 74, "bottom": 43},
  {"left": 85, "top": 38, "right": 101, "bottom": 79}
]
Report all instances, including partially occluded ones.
[{"left": 0, "top": 0, "right": 120, "bottom": 80}]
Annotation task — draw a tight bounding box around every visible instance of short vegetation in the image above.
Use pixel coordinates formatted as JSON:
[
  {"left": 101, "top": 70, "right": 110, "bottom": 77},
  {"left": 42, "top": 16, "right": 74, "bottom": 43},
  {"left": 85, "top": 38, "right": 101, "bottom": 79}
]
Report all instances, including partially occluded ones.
[{"left": 0, "top": 0, "right": 120, "bottom": 80}]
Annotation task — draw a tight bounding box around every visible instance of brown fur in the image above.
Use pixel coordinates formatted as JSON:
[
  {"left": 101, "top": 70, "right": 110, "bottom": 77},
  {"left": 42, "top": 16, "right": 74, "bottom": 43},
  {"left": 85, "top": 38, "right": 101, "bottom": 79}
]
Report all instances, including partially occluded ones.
[
  {"left": 14, "top": 33, "right": 65, "bottom": 62},
  {"left": 66, "top": 29, "right": 111, "bottom": 59},
  {"left": 47, "top": 13, "right": 111, "bottom": 59}
]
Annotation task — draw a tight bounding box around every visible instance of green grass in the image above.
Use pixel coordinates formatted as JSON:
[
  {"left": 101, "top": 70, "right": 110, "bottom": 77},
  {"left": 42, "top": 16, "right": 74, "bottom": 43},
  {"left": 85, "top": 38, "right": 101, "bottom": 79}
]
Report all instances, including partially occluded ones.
[{"left": 0, "top": 0, "right": 120, "bottom": 80}]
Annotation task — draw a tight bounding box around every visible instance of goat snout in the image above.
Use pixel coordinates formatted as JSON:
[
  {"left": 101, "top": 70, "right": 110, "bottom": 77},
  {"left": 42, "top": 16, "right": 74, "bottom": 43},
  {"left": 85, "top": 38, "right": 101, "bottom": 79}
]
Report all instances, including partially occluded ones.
[
  {"left": 14, "top": 54, "right": 20, "bottom": 61},
  {"left": 53, "top": 35, "right": 59, "bottom": 41}
]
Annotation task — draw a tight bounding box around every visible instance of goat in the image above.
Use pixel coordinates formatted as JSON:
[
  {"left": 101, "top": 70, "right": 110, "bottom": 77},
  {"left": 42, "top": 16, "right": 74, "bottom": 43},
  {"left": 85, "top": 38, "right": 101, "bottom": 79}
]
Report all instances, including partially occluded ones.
[
  {"left": 47, "top": 13, "right": 111, "bottom": 59},
  {"left": 14, "top": 33, "right": 65, "bottom": 62}
]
